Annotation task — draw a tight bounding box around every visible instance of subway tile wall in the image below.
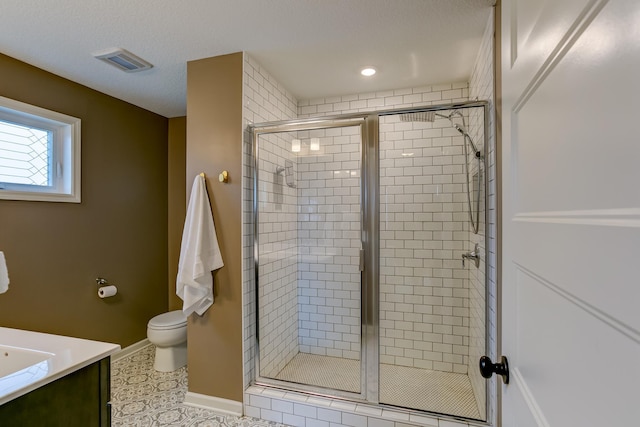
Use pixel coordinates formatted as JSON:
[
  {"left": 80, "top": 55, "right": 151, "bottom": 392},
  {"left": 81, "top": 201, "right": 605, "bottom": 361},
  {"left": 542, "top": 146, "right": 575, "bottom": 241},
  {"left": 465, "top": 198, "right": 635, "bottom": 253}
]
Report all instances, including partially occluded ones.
[
  {"left": 243, "top": 53, "right": 298, "bottom": 386},
  {"left": 296, "top": 127, "right": 363, "bottom": 359},
  {"left": 246, "top": 75, "right": 480, "bottom": 377},
  {"left": 300, "top": 85, "right": 474, "bottom": 374},
  {"left": 467, "top": 11, "right": 496, "bottom": 423},
  {"left": 256, "top": 131, "right": 299, "bottom": 378},
  {"left": 378, "top": 113, "right": 472, "bottom": 374},
  {"left": 298, "top": 84, "right": 468, "bottom": 118}
]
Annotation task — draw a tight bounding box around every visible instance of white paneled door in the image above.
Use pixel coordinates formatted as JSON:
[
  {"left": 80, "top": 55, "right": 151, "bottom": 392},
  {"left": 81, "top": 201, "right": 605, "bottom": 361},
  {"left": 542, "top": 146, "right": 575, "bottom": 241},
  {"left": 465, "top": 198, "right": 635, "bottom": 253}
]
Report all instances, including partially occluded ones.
[{"left": 501, "top": 0, "right": 640, "bottom": 425}]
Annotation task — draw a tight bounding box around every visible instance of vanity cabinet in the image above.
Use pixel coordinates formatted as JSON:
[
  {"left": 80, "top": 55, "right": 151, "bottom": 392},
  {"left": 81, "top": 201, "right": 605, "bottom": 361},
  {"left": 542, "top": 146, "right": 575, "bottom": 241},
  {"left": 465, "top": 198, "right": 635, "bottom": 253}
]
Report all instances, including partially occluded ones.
[{"left": 0, "top": 357, "right": 111, "bottom": 426}]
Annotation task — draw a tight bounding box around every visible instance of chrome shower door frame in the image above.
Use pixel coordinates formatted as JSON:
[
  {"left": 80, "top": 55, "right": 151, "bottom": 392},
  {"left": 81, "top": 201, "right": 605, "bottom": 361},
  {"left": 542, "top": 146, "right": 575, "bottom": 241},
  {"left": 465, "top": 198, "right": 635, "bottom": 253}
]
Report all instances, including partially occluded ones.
[
  {"left": 252, "top": 116, "right": 371, "bottom": 402},
  {"left": 250, "top": 100, "right": 492, "bottom": 420}
]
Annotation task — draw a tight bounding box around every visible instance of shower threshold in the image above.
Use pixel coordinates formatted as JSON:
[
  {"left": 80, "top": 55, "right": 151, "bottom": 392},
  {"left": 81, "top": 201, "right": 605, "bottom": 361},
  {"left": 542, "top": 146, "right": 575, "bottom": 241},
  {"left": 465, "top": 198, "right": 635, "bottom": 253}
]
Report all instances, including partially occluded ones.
[{"left": 273, "top": 353, "right": 480, "bottom": 420}]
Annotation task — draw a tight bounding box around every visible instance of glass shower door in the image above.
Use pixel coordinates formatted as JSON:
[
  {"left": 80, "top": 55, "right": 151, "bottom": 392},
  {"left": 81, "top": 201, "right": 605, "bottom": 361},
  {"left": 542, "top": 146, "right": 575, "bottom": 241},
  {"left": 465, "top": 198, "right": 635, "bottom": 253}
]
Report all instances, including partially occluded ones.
[
  {"left": 253, "top": 105, "right": 489, "bottom": 421},
  {"left": 255, "top": 121, "right": 365, "bottom": 396},
  {"left": 377, "top": 109, "right": 486, "bottom": 420}
]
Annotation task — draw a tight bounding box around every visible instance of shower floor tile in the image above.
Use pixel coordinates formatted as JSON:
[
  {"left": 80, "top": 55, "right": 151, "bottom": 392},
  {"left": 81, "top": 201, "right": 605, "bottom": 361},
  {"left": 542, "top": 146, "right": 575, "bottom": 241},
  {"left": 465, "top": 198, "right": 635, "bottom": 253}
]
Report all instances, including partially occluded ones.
[
  {"left": 274, "top": 353, "right": 361, "bottom": 393},
  {"left": 380, "top": 363, "right": 480, "bottom": 419},
  {"left": 273, "top": 352, "right": 481, "bottom": 420}
]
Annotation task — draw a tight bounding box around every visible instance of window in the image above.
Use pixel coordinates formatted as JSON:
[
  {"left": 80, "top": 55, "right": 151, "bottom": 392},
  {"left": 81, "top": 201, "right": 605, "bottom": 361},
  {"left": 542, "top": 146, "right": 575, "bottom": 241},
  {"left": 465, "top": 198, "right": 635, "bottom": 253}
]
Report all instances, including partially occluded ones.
[{"left": 0, "top": 96, "right": 80, "bottom": 202}]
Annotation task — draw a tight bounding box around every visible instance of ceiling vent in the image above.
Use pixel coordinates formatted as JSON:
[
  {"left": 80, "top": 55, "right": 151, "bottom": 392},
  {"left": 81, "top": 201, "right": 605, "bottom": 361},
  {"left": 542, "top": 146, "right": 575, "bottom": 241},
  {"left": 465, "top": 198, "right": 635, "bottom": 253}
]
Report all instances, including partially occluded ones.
[{"left": 93, "top": 48, "right": 153, "bottom": 73}]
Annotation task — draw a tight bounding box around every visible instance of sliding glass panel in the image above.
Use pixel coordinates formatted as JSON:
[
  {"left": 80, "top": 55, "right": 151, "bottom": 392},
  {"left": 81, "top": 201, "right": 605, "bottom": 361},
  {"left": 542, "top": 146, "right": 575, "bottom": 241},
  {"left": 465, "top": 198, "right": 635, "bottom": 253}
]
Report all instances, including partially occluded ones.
[
  {"left": 256, "top": 124, "right": 363, "bottom": 395},
  {"left": 378, "top": 108, "right": 486, "bottom": 420}
]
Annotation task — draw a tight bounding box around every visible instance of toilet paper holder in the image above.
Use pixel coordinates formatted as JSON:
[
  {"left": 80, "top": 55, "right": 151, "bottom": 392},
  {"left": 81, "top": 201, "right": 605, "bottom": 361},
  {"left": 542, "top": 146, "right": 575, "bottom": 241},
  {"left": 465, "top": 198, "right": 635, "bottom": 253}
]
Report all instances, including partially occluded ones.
[{"left": 96, "top": 277, "right": 118, "bottom": 299}]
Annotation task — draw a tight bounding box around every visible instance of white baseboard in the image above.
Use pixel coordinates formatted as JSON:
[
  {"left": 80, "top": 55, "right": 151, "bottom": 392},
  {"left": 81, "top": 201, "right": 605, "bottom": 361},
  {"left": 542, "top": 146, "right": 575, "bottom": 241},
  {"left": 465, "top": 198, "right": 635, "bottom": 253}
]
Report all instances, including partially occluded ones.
[
  {"left": 111, "top": 338, "right": 151, "bottom": 362},
  {"left": 183, "top": 391, "right": 243, "bottom": 417}
]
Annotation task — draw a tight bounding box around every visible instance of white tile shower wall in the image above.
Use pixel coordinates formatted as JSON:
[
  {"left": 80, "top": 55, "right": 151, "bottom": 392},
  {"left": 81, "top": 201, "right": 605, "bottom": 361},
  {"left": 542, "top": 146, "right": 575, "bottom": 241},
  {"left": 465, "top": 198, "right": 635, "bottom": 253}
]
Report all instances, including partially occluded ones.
[
  {"left": 243, "top": 53, "right": 298, "bottom": 386},
  {"left": 256, "top": 132, "right": 299, "bottom": 378},
  {"left": 296, "top": 127, "right": 362, "bottom": 359},
  {"left": 467, "top": 11, "right": 496, "bottom": 423},
  {"left": 299, "top": 84, "right": 472, "bottom": 374},
  {"left": 298, "top": 83, "right": 469, "bottom": 118},
  {"left": 378, "top": 114, "right": 470, "bottom": 374}
]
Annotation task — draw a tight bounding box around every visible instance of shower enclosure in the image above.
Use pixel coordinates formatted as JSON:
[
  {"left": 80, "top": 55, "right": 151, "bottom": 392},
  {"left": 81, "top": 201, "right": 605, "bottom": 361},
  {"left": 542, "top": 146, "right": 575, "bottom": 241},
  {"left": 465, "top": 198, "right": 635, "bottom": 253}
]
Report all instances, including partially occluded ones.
[{"left": 252, "top": 102, "right": 489, "bottom": 421}]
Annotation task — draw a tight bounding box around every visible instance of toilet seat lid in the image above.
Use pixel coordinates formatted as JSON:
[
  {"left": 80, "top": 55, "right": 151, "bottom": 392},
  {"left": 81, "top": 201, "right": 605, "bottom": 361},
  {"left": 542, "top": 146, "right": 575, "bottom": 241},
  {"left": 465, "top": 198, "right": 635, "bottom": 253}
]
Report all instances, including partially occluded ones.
[{"left": 148, "top": 310, "right": 187, "bottom": 330}]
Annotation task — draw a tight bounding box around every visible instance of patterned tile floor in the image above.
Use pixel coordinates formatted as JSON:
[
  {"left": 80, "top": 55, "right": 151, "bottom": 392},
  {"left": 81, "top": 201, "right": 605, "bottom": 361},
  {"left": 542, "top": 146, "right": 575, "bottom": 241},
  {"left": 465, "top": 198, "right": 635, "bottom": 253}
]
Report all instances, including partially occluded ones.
[{"left": 111, "top": 345, "right": 284, "bottom": 427}]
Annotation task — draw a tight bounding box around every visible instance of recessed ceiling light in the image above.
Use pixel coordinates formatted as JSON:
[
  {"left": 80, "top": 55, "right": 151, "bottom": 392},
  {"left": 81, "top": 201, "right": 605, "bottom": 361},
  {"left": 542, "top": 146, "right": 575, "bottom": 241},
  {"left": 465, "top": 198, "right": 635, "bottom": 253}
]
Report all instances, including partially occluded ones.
[{"left": 361, "top": 67, "right": 376, "bottom": 77}]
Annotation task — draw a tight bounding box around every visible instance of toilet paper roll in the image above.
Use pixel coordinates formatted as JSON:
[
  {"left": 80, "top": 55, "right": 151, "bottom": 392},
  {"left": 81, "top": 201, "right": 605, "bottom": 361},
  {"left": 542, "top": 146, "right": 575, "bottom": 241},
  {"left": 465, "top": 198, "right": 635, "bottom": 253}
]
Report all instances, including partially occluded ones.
[{"left": 98, "top": 285, "right": 117, "bottom": 299}]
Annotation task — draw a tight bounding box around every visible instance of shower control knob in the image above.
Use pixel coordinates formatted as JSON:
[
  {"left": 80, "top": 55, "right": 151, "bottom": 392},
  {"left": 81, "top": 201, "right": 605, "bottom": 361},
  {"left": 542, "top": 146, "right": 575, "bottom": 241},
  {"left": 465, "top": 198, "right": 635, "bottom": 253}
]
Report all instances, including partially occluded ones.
[{"left": 479, "top": 355, "right": 509, "bottom": 384}]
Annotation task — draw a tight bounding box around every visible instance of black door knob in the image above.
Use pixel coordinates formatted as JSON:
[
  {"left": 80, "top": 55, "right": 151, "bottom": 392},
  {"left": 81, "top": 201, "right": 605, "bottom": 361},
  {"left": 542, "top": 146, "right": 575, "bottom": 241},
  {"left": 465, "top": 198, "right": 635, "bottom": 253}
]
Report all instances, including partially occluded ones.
[{"left": 479, "top": 355, "right": 509, "bottom": 384}]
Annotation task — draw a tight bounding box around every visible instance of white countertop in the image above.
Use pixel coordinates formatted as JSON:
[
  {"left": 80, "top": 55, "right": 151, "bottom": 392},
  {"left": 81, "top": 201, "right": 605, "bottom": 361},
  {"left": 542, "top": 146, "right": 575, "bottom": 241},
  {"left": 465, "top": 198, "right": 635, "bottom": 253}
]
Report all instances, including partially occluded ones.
[{"left": 0, "top": 327, "right": 120, "bottom": 405}]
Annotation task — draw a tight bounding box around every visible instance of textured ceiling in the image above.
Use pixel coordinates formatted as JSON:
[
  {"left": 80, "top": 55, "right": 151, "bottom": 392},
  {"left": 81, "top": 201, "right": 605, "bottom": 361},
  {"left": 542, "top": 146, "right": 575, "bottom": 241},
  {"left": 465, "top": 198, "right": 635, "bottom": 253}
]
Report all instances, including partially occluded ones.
[{"left": 0, "top": 1, "right": 493, "bottom": 118}]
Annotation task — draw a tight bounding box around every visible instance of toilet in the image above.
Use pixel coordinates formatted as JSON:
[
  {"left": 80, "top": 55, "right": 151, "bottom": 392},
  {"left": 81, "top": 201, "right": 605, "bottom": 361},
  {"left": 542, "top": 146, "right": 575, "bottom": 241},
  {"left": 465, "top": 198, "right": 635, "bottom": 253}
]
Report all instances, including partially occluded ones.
[{"left": 146, "top": 310, "right": 187, "bottom": 372}]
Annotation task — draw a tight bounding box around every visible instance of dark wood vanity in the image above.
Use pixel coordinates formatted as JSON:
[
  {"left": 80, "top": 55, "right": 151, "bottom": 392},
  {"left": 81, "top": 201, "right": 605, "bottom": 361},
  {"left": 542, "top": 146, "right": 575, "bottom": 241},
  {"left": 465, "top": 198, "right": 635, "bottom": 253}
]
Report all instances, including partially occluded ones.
[{"left": 0, "top": 357, "right": 111, "bottom": 426}]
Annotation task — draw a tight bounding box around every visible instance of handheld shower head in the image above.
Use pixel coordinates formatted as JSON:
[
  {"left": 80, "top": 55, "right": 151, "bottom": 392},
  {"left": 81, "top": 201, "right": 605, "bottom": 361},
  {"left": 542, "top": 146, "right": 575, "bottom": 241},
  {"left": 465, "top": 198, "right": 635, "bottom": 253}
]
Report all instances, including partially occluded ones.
[{"left": 454, "top": 123, "right": 482, "bottom": 158}]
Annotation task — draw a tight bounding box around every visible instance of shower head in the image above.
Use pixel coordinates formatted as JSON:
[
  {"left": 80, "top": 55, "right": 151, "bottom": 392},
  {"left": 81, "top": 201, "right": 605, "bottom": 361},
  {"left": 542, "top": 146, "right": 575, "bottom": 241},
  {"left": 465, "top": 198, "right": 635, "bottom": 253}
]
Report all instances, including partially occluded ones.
[
  {"left": 399, "top": 111, "right": 435, "bottom": 122},
  {"left": 454, "top": 123, "right": 466, "bottom": 135}
]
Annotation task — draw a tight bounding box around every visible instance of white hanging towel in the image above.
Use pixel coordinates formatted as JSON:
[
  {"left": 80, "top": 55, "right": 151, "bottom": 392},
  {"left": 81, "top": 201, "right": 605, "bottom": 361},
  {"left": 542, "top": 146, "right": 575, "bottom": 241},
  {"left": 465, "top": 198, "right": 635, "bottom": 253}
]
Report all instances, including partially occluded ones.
[
  {"left": 176, "top": 175, "right": 224, "bottom": 316},
  {"left": 0, "top": 251, "right": 9, "bottom": 294}
]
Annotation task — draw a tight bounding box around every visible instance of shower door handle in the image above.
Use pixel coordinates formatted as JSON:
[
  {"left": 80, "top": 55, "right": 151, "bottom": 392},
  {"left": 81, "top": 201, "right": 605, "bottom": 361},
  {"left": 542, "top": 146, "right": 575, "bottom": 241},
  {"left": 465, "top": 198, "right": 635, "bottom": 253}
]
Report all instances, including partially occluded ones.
[{"left": 359, "top": 248, "right": 365, "bottom": 271}]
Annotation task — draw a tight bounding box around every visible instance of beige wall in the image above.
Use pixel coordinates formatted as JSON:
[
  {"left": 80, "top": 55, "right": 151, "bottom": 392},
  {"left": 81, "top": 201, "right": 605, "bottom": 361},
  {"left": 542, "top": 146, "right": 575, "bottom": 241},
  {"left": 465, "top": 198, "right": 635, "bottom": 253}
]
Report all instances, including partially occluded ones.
[
  {"left": 168, "top": 117, "right": 187, "bottom": 311},
  {"left": 0, "top": 53, "right": 169, "bottom": 347},
  {"left": 186, "top": 52, "right": 244, "bottom": 401}
]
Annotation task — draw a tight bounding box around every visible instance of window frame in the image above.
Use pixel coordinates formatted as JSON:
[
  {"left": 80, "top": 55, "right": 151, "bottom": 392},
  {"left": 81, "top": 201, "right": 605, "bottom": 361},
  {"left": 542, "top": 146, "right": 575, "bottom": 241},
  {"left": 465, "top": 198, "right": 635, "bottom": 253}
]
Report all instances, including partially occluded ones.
[{"left": 0, "top": 96, "right": 81, "bottom": 203}]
